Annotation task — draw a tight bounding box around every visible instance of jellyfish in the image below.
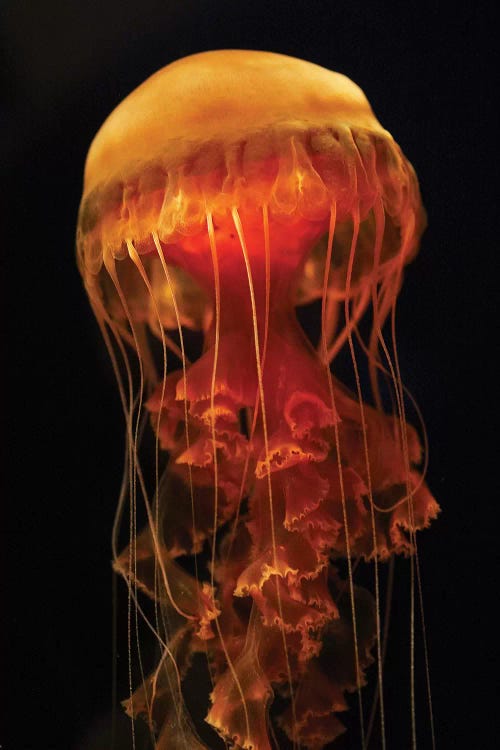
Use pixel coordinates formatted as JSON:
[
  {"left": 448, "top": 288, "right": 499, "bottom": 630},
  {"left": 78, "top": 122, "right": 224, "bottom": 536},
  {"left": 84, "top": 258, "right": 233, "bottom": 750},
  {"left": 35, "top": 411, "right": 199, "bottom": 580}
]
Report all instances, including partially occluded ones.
[{"left": 77, "top": 50, "right": 439, "bottom": 749}]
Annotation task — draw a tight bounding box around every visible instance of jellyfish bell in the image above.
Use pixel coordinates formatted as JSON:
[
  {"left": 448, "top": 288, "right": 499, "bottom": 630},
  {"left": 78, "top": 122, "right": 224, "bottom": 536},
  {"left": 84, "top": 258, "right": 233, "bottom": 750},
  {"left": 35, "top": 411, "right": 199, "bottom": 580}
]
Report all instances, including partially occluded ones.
[
  {"left": 77, "top": 50, "right": 438, "bottom": 750},
  {"left": 78, "top": 50, "right": 424, "bottom": 324}
]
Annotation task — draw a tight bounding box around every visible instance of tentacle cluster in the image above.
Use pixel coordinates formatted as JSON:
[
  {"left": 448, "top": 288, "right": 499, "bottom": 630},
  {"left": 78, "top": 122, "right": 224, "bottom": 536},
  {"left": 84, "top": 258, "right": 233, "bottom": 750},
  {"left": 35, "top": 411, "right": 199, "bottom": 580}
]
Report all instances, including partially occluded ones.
[{"left": 115, "top": 319, "right": 438, "bottom": 749}]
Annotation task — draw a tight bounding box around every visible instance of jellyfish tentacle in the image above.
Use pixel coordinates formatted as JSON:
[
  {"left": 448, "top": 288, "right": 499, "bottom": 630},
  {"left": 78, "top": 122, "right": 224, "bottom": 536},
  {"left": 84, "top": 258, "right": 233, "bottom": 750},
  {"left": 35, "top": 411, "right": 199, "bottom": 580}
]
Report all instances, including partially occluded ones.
[
  {"left": 206, "top": 209, "right": 254, "bottom": 748},
  {"left": 151, "top": 228, "right": 219, "bottom": 699},
  {"left": 124, "top": 624, "right": 209, "bottom": 750},
  {"left": 343, "top": 203, "right": 387, "bottom": 749},
  {"left": 126, "top": 237, "right": 172, "bottom": 654},
  {"left": 103, "top": 250, "right": 151, "bottom": 748},
  {"left": 320, "top": 202, "right": 367, "bottom": 748},
  {"left": 389, "top": 216, "right": 437, "bottom": 750},
  {"left": 232, "top": 205, "right": 299, "bottom": 749},
  {"left": 154, "top": 230, "right": 200, "bottom": 579},
  {"left": 224, "top": 203, "right": 272, "bottom": 570},
  {"left": 325, "top": 285, "right": 371, "bottom": 362},
  {"left": 104, "top": 251, "right": 207, "bottom": 632}
]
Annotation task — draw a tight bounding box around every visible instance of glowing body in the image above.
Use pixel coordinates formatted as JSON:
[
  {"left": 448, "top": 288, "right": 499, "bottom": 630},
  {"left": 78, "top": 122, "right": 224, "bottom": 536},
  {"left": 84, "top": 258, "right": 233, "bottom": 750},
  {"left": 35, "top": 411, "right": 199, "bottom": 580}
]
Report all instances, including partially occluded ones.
[{"left": 77, "top": 50, "right": 438, "bottom": 749}]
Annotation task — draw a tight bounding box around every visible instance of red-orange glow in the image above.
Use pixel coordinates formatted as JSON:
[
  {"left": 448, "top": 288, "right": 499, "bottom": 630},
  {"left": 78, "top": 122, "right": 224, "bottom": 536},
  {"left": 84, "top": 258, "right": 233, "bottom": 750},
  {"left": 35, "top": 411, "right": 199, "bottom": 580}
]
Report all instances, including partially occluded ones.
[{"left": 77, "top": 50, "right": 438, "bottom": 749}]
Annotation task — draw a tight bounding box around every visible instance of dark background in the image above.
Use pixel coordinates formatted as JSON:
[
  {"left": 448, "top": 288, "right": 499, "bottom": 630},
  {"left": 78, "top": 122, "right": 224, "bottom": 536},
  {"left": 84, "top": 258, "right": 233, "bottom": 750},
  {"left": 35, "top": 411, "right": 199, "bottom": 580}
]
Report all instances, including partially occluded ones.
[{"left": 2, "top": 2, "right": 497, "bottom": 749}]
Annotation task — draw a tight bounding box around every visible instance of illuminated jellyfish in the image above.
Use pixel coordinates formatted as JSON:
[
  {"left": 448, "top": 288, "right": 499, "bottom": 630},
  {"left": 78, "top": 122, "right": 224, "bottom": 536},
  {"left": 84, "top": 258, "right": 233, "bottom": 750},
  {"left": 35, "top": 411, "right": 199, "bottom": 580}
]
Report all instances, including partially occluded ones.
[{"left": 77, "top": 51, "right": 439, "bottom": 749}]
